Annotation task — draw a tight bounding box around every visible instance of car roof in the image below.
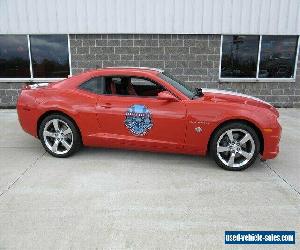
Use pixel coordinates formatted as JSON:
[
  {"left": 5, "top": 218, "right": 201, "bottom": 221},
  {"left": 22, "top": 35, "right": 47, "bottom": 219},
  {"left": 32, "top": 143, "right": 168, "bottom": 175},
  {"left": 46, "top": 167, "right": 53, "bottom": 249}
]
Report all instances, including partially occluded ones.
[
  {"left": 103, "top": 67, "right": 164, "bottom": 73},
  {"left": 68, "top": 67, "right": 163, "bottom": 80},
  {"left": 84, "top": 67, "right": 164, "bottom": 75},
  {"left": 54, "top": 67, "right": 164, "bottom": 89}
]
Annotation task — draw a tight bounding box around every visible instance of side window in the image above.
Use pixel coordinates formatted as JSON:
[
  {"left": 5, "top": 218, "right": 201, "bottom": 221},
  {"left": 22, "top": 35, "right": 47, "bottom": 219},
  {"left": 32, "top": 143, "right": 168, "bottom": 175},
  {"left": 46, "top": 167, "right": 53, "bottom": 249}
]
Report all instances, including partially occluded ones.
[
  {"left": 104, "top": 77, "right": 123, "bottom": 95},
  {"left": 104, "top": 76, "right": 165, "bottom": 97},
  {"left": 79, "top": 77, "right": 104, "bottom": 94},
  {"left": 131, "top": 78, "right": 165, "bottom": 97}
]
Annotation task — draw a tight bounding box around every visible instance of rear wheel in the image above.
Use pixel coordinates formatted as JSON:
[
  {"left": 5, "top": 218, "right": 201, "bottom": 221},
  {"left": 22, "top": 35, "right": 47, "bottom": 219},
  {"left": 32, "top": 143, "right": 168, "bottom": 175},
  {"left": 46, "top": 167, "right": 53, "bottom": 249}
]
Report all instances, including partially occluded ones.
[
  {"left": 210, "top": 122, "right": 260, "bottom": 171},
  {"left": 39, "top": 114, "right": 81, "bottom": 158}
]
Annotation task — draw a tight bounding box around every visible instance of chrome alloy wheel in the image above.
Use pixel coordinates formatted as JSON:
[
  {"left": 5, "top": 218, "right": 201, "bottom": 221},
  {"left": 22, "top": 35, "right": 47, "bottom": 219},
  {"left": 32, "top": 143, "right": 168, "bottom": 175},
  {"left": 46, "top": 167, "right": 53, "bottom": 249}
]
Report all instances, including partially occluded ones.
[
  {"left": 216, "top": 129, "right": 255, "bottom": 168},
  {"left": 43, "top": 118, "right": 73, "bottom": 155}
]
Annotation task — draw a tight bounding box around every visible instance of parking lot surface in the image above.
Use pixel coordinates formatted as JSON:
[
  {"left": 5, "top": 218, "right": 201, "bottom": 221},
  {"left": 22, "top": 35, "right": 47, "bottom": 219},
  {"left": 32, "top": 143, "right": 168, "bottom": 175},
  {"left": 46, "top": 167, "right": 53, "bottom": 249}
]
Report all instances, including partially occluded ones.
[{"left": 0, "top": 109, "right": 299, "bottom": 250}]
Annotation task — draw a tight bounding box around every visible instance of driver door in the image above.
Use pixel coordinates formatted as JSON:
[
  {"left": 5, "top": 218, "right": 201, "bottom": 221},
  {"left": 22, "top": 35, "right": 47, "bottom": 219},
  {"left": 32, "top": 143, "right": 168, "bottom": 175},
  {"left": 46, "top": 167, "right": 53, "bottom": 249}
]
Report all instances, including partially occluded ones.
[{"left": 96, "top": 76, "right": 187, "bottom": 151}]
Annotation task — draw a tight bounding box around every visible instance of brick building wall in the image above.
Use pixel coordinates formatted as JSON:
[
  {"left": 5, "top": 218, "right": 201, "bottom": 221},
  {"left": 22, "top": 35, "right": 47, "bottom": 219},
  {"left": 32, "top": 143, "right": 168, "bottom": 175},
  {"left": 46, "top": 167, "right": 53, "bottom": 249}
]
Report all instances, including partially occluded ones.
[
  {"left": 70, "top": 34, "right": 220, "bottom": 86},
  {"left": 70, "top": 34, "right": 300, "bottom": 108},
  {"left": 0, "top": 83, "right": 21, "bottom": 108},
  {"left": 0, "top": 34, "right": 299, "bottom": 107}
]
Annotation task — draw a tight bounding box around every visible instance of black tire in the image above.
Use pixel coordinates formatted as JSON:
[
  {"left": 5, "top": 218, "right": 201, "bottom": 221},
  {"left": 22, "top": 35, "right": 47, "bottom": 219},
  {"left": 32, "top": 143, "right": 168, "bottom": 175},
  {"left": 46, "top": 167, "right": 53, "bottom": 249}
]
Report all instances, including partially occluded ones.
[
  {"left": 39, "top": 114, "right": 82, "bottom": 158},
  {"left": 210, "top": 122, "right": 260, "bottom": 171}
]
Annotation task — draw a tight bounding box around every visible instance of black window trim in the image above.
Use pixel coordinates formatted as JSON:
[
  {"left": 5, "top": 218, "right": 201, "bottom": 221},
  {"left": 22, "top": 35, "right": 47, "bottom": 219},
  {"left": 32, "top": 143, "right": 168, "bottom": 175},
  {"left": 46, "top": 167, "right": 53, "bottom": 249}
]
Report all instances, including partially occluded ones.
[
  {"left": 219, "top": 34, "right": 300, "bottom": 82},
  {"left": 102, "top": 75, "right": 169, "bottom": 99},
  {"left": 78, "top": 74, "right": 177, "bottom": 99},
  {"left": 0, "top": 34, "right": 71, "bottom": 82}
]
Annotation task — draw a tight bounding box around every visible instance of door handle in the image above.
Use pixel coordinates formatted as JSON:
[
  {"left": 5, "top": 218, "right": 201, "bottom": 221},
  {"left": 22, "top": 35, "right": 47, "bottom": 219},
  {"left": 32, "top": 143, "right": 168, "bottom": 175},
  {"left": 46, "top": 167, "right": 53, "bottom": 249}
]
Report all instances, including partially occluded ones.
[{"left": 100, "top": 103, "right": 112, "bottom": 108}]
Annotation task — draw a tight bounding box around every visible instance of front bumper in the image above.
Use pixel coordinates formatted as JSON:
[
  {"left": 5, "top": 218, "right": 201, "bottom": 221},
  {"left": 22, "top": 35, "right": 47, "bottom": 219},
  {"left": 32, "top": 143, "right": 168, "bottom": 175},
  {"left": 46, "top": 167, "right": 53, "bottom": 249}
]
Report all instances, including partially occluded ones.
[{"left": 261, "top": 123, "right": 282, "bottom": 160}]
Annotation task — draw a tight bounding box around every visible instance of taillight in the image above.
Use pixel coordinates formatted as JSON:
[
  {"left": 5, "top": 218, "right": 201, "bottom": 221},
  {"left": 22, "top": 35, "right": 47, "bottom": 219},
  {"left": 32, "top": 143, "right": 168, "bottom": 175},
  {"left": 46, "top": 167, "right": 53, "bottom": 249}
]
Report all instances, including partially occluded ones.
[
  {"left": 21, "top": 82, "right": 49, "bottom": 90},
  {"left": 21, "top": 83, "right": 31, "bottom": 90}
]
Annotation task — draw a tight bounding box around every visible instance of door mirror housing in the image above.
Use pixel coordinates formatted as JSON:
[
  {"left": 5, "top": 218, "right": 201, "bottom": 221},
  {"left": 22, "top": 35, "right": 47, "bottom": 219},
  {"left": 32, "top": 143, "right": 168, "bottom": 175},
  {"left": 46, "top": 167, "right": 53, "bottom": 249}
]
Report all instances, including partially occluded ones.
[{"left": 157, "top": 91, "right": 178, "bottom": 102}]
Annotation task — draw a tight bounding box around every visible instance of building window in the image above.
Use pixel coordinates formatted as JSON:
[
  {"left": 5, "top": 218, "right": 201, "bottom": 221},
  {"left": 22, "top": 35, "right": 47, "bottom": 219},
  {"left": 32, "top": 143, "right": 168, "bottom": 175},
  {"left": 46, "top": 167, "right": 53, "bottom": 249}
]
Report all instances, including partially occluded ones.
[
  {"left": 0, "top": 34, "right": 70, "bottom": 80},
  {"left": 0, "top": 35, "right": 30, "bottom": 78},
  {"left": 30, "top": 35, "right": 70, "bottom": 78},
  {"left": 221, "top": 35, "right": 259, "bottom": 78},
  {"left": 259, "top": 36, "right": 298, "bottom": 78},
  {"left": 220, "top": 35, "right": 299, "bottom": 80}
]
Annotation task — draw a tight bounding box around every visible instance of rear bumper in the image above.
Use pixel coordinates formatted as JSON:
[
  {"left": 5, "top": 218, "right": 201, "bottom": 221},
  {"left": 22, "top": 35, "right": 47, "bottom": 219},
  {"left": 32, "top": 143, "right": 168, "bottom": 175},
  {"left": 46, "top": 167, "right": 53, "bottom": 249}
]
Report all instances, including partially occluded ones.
[
  {"left": 17, "top": 93, "right": 39, "bottom": 138},
  {"left": 261, "top": 123, "right": 282, "bottom": 160}
]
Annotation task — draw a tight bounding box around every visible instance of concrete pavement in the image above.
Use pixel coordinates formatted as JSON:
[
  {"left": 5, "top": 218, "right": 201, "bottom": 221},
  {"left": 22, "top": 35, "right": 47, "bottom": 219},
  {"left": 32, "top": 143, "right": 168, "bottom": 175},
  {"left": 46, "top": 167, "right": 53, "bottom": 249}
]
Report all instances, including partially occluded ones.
[{"left": 0, "top": 109, "right": 299, "bottom": 250}]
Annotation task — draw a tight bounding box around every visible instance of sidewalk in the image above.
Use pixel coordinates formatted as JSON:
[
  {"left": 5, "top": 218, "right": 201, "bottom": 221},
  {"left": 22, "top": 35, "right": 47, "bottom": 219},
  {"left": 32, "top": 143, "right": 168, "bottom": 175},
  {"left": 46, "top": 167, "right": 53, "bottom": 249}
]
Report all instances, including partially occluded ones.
[{"left": 0, "top": 109, "right": 299, "bottom": 250}]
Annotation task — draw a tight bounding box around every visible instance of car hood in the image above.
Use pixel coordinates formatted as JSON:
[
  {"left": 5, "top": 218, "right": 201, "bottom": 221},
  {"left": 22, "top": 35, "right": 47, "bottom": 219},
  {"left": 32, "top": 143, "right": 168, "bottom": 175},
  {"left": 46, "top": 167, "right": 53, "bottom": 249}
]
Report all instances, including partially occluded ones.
[{"left": 201, "top": 88, "right": 279, "bottom": 117}]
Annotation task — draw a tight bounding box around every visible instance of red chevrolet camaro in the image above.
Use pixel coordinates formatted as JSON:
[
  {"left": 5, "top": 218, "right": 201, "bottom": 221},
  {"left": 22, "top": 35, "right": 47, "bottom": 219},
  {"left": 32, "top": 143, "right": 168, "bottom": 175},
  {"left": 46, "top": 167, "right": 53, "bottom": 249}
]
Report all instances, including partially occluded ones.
[{"left": 17, "top": 67, "right": 281, "bottom": 170}]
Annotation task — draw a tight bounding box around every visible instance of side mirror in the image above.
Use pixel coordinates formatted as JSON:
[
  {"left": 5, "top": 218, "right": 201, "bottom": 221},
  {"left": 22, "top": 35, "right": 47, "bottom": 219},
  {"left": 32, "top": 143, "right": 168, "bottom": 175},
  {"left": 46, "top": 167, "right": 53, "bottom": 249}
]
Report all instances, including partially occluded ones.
[{"left": 157, "top": 91, "right": 178, "bottom": 102}]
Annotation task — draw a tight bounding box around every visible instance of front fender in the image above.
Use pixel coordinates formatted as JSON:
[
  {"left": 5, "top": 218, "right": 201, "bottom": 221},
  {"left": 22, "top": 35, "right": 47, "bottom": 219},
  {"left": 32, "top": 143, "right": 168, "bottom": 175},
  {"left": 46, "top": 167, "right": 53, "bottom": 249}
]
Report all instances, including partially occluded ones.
[{"left": 185, "top": 101, "right": 278, "bottom": 155}]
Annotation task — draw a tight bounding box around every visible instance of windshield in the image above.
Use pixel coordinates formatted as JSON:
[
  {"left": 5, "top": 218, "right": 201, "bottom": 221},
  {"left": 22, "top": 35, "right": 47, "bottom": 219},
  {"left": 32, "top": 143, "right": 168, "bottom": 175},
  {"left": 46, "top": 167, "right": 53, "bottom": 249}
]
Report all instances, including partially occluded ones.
[{"left": 159, "top": 71, "right": 196, "bottom": 99}]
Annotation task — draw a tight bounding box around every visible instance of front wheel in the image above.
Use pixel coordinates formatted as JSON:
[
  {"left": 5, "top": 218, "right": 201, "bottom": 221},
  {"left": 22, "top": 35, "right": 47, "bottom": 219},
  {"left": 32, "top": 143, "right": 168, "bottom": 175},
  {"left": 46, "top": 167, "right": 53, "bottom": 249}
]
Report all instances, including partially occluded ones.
[
  {"left": 210, "top": 122, "right": 260, "bottom": 171},
  {"left": 39, "top": 114, "right": 81, "bottom": 158}
]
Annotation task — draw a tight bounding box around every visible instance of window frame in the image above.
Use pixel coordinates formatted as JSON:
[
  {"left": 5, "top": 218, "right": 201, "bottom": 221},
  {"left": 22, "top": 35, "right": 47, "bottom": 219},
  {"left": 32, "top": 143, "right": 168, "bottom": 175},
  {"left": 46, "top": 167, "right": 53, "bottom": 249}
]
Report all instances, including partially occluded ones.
[
  {"left": 90, "top": 75, "right": 168, "bottom": 99},
  {"left": 0, "top": 34, "right": 72, "bottom": 82},
  {"left": 219, "top": 35, "right": 300, "bottom": 82}
]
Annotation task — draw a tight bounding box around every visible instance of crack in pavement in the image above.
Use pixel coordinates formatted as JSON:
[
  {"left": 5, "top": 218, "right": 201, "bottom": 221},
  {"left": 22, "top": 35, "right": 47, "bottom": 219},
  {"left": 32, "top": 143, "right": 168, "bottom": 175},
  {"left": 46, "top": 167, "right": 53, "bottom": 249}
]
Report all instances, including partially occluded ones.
[
  {"left": 0, "top": 151, "right": 46, "bottom": 199},
  {"left": 262, "top": 160, "right": 300, "bottom": 197}
]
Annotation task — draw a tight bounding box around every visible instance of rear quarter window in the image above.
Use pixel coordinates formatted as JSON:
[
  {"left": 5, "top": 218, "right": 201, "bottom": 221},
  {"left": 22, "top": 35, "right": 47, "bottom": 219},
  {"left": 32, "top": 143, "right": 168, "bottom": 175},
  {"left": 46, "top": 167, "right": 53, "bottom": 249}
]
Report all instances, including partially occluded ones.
[{"left": 79, "top": 77, "right": 105, "bottom": 94}]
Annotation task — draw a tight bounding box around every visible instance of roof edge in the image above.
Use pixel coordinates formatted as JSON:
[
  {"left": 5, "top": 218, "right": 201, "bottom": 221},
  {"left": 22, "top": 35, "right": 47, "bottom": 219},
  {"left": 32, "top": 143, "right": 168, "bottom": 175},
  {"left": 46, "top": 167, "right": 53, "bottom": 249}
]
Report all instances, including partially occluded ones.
[{"left": 104, "top": 67, "right": 164, "bottom": 73}]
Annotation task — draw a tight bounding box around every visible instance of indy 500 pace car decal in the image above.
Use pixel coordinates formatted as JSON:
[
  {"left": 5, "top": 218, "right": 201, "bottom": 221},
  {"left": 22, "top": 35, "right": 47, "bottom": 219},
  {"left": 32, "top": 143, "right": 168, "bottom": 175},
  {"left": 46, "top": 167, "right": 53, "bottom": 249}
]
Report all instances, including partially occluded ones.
[{"left": 124, "top": 104, "right": 153, "bottom": 136}]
